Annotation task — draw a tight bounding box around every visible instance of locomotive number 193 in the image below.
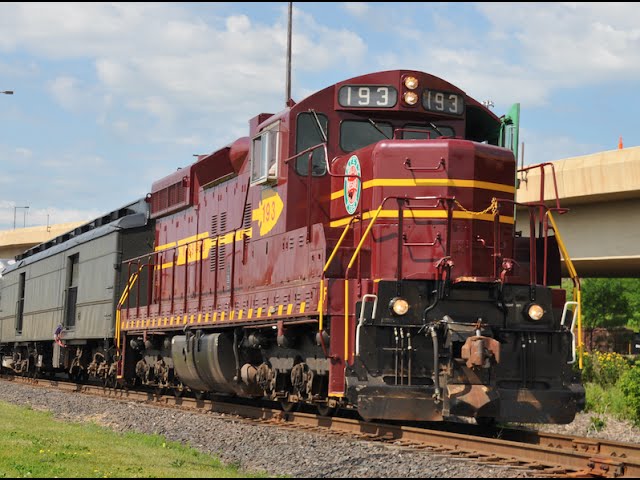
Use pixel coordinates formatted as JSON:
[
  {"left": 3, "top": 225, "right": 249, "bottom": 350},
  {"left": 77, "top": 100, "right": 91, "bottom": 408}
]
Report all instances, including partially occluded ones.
[
  {"left": 422, "top": 90, "right": 464, "bottom": 115},
  {"left": 338, "top": 85, "right": 398, "bottom": 108}
]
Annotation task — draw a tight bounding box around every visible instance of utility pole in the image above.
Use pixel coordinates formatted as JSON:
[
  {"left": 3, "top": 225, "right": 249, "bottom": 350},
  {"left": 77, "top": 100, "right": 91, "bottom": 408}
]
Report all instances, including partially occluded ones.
[{"left": 285, "top": 1, "right": 292, "bottom": 106}]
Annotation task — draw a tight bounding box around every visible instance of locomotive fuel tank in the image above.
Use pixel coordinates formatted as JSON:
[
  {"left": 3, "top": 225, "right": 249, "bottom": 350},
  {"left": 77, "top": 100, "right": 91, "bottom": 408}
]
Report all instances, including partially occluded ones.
[{"left": 171, "top": 332, "right": 260, "bottom": 396}]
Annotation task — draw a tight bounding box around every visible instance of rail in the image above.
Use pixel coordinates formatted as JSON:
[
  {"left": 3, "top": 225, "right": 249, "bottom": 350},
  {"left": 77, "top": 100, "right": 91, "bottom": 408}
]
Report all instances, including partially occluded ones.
[{"left": 5, "top": 375, "right": 638, "bottom": 477}]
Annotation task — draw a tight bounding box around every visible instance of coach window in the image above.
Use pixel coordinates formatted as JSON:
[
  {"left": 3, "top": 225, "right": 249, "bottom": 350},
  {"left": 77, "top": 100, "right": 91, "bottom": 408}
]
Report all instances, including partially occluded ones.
[
  {"left": 15, "top": 272, "right": 25, "bottom": 334},
  {"left": 402, "top": 124, "right": 454, "bottom": 139},
  {"left": 340, "top": 120, "right": 392, "bottom": 153},
  {"left": 296, "top": 112, "right": 327, "bottom": 176},
  {"left": 65, "top": 253, "right": 79, "bottom": 329},
  {"left": 251, "top": 121, "right": 280, "bottom": 185}
]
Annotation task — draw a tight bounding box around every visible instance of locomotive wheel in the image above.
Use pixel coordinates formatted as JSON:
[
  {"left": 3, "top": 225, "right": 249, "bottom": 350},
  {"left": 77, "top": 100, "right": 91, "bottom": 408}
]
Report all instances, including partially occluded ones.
[
  {"left": 316, "top": 404, "right": 337, "bottom": 417},
  {"left": 102, "top": 376, "right": 115, "bottom": 388},
  {"left": 69, "top": 368, "right": 83, "bottom": 383},
  {"left": 194, "top": 391, "right": 208, "bottom": 401},
  {"left": 476, "top": 417, "right": 497, "bottom": 428},
  {"left": 172, "top": 387, "right": 184, "bottom": 398},
  {"left": 28, "top": 366, "right": 39, "bottom": 380},
  {"left": 280, "top": 399, "right": 298, "bottom": 413}
]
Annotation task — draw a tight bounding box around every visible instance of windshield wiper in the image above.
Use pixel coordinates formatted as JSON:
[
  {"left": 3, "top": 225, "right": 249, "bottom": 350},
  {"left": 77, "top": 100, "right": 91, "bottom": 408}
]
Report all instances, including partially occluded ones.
[
  {"left": 369, "top": 118, "right": 391, "bottom": 139},
  {"left": 429, "top": 122, "right": 446, "bottom": 138},
  {"left": 309, "top": 109, "right": 327, "bottom": 142}
]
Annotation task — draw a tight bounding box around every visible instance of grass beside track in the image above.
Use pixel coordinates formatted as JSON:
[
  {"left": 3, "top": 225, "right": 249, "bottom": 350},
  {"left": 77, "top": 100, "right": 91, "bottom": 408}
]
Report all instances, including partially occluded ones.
[{"left": 0, "top": 401, "right": 266, "bottom": 478}]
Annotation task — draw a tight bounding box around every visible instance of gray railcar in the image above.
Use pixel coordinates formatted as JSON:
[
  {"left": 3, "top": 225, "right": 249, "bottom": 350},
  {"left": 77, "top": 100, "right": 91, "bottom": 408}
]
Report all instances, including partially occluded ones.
[{"left": 0, "top": 199, "right": 153, "bottom": 380}]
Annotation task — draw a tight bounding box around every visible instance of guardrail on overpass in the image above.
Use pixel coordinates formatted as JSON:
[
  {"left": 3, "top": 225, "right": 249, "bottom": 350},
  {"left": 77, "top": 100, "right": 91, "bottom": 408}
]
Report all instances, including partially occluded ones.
[{"left": 516, "top": 146, "right": 640, "bottom": 277}]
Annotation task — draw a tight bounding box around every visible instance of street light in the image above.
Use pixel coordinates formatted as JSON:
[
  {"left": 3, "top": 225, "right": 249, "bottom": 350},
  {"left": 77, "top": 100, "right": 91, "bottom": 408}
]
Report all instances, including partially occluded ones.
[
  {"left": 1, "top": 91, "right": 13, "bottom": 95},
  {"left": 13, "top": 206, "right": 29, "bottom": 229}
]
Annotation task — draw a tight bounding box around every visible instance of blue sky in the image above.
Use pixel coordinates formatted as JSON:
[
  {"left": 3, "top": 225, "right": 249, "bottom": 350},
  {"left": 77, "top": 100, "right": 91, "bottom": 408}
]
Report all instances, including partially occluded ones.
[{"left": 0, "top": 2, "right": 638, "bottom": 230}]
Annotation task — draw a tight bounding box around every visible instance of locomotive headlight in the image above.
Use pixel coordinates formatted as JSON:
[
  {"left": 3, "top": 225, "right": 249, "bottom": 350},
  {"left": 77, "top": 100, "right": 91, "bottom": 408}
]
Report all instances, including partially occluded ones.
[
  {"left": 403, "top": 91, "right": 419, "bottom": 105},
  {"left": 390, "top": 297, "right": 410, "bottom": 316},
  {"left": 404, "top": 76, "right": 419, "bottom": 90},
  {"left": 526, "top": 303, "right": 545, "bottom": 321}
]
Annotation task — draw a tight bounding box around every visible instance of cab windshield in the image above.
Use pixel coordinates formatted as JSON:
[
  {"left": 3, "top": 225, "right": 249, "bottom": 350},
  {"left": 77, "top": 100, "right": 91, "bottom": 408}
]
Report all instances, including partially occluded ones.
[{"left": 340, "top": 120, "right": 454, "bottom": 153}]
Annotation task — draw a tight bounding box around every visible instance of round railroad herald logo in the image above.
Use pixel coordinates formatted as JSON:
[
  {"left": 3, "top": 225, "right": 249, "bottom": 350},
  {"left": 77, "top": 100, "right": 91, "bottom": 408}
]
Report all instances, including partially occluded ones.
[{"left": 344, "top": 155, "right": 361, "bottom": 215}]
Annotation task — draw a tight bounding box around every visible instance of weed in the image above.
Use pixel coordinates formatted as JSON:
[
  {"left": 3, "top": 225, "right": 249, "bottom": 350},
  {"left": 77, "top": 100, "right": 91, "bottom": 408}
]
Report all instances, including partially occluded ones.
[{"left": 589, "top": 415, "right": 606, "bottom": 433}]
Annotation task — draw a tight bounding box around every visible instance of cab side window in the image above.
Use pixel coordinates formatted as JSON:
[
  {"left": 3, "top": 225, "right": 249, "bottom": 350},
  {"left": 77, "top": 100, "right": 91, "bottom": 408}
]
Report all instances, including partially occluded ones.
[
  {"left": 251, "top": 121, "right": 280, "bottom": 185},
  {"left": 296, "top": 112, "right": 327, "bottom": 176}
]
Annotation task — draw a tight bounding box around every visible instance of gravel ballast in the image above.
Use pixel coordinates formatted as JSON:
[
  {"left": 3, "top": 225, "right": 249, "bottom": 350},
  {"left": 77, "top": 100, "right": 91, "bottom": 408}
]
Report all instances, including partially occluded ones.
[{"left": 1, "top": 380, "right": 637, "bottom": 477}]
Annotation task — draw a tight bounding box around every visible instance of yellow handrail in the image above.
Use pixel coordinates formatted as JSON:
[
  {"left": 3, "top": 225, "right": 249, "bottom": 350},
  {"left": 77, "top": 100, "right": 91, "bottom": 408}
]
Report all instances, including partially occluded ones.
[
  {"left": 319, "top": 217, "right": 357, "bottom": 332},
  {"left": 115, "top": 267, "right": 143, "bottom": 374},
  {"left": 344, "top": 204, "right": 384, "bottom": 362},
  {"left": 547, "top": 211, "right": 583, "bottom": 369}
]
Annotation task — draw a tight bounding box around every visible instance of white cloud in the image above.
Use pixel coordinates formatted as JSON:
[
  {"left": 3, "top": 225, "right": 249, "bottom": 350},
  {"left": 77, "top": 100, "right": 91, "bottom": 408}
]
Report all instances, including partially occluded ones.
[
  {"left": 112, "top": 120, "right": 129, "bottom": 135},
  {"left": 342, "top": 3, "right": 370, "bottom": 18},
  {"left": 0, "top": 59, "right": 39, "bottom": 78},
  {"left": 0, "top": 3, "right": 367, "bottom": 131},
  {"left": 127, "top": 96, "right": 175, "bottom": 120},
  {"left": 174, "top": 135, "right": 204, "bottom": 147},
  {"left": 49, "top": 75, "right": 81, "bottom": 110},
  {"left": 475, "top": 3, "right": 640, "bottom": 87},
  {"left": 0, "top": 144, "right": 34, "bottom": 166},
  {"left": 14, "top": 147, "right": 32, "bottom": 159},
  {"left": 226, "top": 14, "right": 252, "bottom": 33},
  {"left": 370, "top": 3, "right": 640, "bottom": 110}
]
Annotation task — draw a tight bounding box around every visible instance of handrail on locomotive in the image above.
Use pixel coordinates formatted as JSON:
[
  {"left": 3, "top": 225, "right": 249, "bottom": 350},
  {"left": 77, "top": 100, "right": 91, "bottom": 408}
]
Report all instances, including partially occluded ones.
[
  {"left": 517, "top": 161, "right": 583, "bottom": 368},
  {"left": 332, "top": 191, "right": 583, "bottom": 366}
]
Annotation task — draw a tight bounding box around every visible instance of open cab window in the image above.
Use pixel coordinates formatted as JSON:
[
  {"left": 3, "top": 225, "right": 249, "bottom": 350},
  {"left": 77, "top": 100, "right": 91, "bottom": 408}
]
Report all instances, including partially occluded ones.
[
  {"left": 251, "top": 121, "right": 280, "bottom": 185},
  {"left": 500, "top": 103, "right": 520, "bottom": 160}
]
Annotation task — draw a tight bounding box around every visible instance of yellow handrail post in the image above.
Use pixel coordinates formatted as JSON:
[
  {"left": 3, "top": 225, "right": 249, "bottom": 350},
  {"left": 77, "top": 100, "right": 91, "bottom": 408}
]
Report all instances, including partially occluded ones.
[
  {"left": 344, "top": 205, "right": 384, "bottom": 363},
  {"left": 115, "top": 265, "right": 143, "bottom": 378},
  {"left": 320, "top": 217, "right": 357, "bottom": 332},
  {"left": 547, "top": 211, "right": 583, "bottom": 369}
]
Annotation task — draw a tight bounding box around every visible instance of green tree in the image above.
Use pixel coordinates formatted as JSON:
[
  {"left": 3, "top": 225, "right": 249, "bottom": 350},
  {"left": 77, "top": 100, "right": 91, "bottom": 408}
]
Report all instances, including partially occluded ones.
[
  {"left": 581, "top": 278, "right": 631, "bottom": 349},
  {"left": 620, "top": 278, "right": 640, "bottom": 331},
  {"left": 582, "top": 278, "right": 630, "bottom": 328}
]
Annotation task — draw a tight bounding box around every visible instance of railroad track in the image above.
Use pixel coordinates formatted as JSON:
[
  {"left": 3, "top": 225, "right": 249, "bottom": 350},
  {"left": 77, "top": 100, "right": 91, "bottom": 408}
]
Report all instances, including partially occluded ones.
[{"left": 1, "top": 375, "right": 638, "bottom": 478}]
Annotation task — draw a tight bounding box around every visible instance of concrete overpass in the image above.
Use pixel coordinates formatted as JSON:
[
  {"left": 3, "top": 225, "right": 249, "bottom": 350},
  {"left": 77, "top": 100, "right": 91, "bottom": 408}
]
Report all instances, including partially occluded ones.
[
  {"left": 0, "top": 222, "right": 84, "bottom": 259},
  {"left": 516, "top": 146, "right": 640, "bottom": 277}
]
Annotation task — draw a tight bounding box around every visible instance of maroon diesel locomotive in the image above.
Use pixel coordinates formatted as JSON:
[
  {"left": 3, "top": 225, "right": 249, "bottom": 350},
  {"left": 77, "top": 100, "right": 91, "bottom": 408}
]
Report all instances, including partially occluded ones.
[{"left": 116, "top": 69, "right": 584, "bottom": 424}]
